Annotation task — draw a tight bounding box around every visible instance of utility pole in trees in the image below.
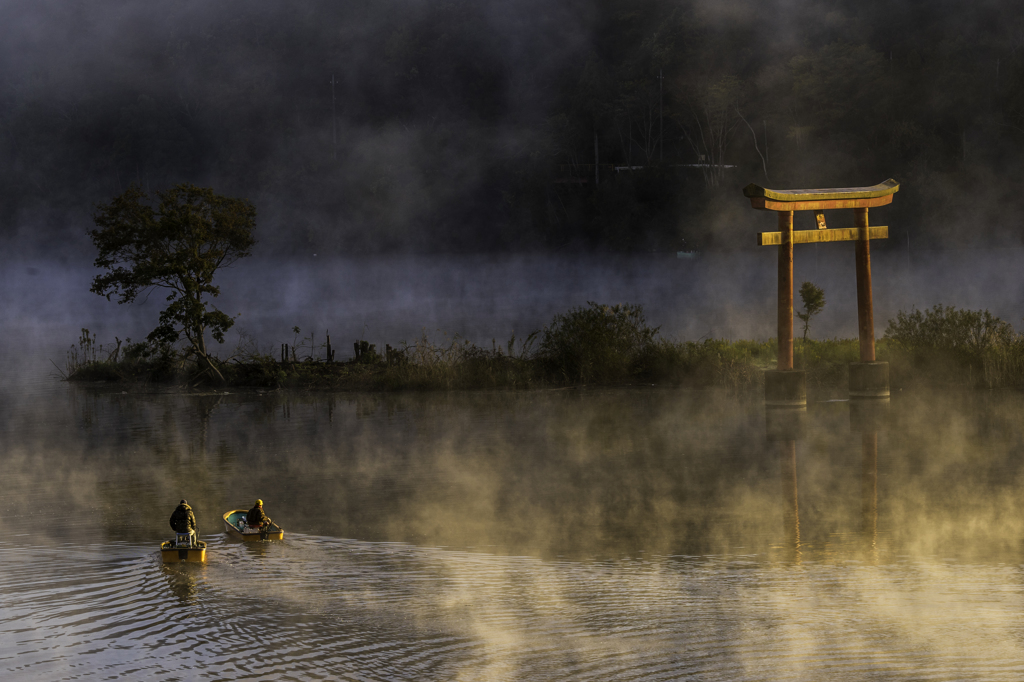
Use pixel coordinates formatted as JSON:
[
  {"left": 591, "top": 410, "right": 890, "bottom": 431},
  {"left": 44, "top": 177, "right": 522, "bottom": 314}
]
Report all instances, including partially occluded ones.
[
  {"left": 330, "top": 74, "right": 338, "bottom": 161},
  {"left": 764, "top": 120, "right": 768, "bottom": 165},
  {"left": 658, "top": 69, "right": 664, "bottom": 163}
]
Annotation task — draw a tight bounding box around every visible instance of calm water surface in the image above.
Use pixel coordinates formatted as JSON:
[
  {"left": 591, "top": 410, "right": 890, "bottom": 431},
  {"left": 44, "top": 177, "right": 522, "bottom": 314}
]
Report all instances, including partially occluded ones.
[{"left": 3, "top": 375, "right": 1024, "bottom": 680}]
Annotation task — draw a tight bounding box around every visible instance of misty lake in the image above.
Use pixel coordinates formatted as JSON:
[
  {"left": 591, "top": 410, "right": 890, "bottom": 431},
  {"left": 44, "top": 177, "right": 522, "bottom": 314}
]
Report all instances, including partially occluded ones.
[
  {"left": 4, "top": 375, "right": 1024, "bottom": 681},
  {"left": 5, "top": 249, "right": 1024, "bottom": 680}
]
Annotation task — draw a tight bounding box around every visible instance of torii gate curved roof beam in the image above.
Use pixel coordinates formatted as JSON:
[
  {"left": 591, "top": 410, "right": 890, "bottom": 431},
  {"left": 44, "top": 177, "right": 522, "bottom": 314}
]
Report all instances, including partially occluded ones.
[{"left": 743, "top": 178, "right": 899, "bottom": 202}]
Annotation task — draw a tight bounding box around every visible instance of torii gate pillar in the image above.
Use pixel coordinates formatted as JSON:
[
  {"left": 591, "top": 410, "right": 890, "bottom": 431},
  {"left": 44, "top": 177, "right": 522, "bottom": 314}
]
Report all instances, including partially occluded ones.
[
  {"left": 745, "top": 179, "right": 899, "bottom": 413},
  {"left": 854, "top": 206, "right": 874, "bottom": 362},
  {"left": 776, "top": 209, "right": 795, "bottom": 370}
]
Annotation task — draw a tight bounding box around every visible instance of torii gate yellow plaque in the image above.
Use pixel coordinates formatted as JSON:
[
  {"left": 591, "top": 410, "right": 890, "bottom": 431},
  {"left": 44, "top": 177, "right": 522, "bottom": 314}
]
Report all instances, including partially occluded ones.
[{"left": 744, "top": 179, "right": 899, "bottom": 403}]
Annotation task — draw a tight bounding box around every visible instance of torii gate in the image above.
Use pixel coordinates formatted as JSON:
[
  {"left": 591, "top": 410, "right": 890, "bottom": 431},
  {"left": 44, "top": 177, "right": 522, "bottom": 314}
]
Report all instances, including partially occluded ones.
[{"left": 744, "top": 178, "right": 899, "bottom": 406}]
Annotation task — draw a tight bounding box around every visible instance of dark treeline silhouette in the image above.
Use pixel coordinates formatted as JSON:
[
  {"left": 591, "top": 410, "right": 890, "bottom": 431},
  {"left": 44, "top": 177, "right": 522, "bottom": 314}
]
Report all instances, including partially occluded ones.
[{"left": 3, "top": 0, "right": 1024, "bottom": 255}]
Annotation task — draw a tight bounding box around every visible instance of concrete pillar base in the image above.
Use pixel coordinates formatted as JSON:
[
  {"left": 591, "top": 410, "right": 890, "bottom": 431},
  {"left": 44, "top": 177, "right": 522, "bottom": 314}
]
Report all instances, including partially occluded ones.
[
  {"left": 849, "top": 362, "right": 889, "bottom": 398},
  {"left": 765, "top": 370, "right": 807, "bottom": 407}
]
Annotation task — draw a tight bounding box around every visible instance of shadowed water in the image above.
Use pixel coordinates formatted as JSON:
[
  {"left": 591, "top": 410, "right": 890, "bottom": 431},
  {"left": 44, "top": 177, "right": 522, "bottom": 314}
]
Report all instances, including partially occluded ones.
[{"left": 3, "top": 376, "right": 1024, "bottom": 680}]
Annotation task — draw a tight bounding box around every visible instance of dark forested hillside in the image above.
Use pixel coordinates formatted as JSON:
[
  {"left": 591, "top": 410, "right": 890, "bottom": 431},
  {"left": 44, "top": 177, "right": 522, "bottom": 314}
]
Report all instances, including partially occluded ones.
[{"left": 2, "top": 0, "right": 1023, "bottom": 255}]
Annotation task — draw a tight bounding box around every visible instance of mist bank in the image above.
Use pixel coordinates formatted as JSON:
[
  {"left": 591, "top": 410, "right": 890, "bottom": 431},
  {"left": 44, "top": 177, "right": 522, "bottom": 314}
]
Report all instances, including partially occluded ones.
[
  {"left": 4, "top": 248, "right": 1024, "bottom": 388},
  {"left": 7, "top": 382, "right": 1024, "bottom": 564},
  {"left": 3, "top": 0, "right": 1024, "bottom": 255}
]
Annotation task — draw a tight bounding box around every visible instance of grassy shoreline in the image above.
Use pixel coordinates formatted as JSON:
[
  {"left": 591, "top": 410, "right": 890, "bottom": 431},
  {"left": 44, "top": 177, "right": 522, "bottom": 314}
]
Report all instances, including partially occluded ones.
[
  {"left": 65, "top": 337, "right": 1024, "bottom": 392},
  {"left": 64, "top": 303, "right": 1024, "bottom": 392}
]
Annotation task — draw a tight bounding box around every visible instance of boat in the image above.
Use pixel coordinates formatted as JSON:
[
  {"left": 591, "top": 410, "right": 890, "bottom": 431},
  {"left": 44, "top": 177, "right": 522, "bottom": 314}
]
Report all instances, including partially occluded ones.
[
  {"left": 223, "top": 509, "right": 284, "bottom": 541},
  {"left": 160, "top": 535, "right": 208, "bottom": 563}
]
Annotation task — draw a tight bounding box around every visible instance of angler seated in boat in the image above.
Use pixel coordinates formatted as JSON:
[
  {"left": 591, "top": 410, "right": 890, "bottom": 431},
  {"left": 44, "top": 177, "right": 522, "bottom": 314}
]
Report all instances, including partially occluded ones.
[
  {"left": 169, "top": 499, "right": 197, "bottom": 547},
  {"left": 223, "top": 505, "right": 284, "bottom": 540},
  {"left": 246, "top": 499, "right": 272, "bottom": 531}
]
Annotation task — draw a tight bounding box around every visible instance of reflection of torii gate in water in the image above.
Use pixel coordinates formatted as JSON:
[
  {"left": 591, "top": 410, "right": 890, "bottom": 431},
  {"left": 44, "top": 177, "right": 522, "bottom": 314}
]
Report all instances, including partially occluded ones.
[
  {"left": 744, "top": 178, "right": 899, "bottom": 403},
  {"left": 776, "top": 412, "right": 883, "bottom": 562}
]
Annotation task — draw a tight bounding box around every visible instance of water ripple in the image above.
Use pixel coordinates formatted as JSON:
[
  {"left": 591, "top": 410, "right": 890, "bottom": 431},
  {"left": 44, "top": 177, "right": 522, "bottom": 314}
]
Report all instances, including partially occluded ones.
[{"left": 1, "top": 536, "right": 1024, "bottom": 680}]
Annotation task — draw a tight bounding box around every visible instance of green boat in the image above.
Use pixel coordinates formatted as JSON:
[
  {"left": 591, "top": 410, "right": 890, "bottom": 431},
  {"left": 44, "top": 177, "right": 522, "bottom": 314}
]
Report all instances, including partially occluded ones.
[{"left": 223, "top": 509, "right": 284, "bottom": 541}]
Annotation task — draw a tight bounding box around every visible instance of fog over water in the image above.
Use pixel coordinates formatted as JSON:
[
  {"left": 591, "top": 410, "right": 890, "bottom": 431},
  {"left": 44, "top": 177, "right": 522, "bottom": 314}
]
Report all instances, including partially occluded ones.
[{"left": 4, "top": 370, "right": 1024, "bottom": 678}]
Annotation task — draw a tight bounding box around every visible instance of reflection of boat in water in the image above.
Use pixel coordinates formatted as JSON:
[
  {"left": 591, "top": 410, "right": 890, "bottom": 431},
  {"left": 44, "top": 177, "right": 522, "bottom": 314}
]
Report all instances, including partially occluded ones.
[
  {"left": 160, "top": 536, "right": 208, "bottom": 563},
  {"left": 223, "top": 509, "right": 284, "bottom": 541}
]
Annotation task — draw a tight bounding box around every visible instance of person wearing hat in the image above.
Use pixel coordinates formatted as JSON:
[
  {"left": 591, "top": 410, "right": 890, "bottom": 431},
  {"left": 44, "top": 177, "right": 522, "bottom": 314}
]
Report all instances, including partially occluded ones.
[
  {"left": 169, "top": 499, "right": 197, "bottom": 545},
  {"left": 246, "top": 499, "right": 272, "bottom": 530}
]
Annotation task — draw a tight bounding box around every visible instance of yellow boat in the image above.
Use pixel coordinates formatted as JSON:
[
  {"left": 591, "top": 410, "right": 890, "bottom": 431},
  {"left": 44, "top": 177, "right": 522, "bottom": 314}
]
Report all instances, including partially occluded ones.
[
  {"left": 160, "top": 536, "right": 208, "bottom": 563},
  {"left": 223, "top": 509, "right": 284, "bottom": 541}
]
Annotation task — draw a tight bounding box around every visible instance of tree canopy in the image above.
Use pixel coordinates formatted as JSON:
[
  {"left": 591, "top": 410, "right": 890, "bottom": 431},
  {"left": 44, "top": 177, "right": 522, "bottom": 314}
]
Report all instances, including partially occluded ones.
[
  {"left": 797, "top": 281, "right": 826, "bottom": 343},
  {"left": 6, "top": 0, "right": 1024, "bottom": 253},
  {"left": 89, "top": 183, "right": 257, "bottom": 380}
]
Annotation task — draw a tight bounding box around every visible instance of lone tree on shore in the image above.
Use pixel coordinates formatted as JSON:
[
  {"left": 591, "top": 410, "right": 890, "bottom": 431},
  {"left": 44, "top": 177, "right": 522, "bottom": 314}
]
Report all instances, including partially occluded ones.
[{"left": 89, "top": 184, "right": 257, "bottom": 382}]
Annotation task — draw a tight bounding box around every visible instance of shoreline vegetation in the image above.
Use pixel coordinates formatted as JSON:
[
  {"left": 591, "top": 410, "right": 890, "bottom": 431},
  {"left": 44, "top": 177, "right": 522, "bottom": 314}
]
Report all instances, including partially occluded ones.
[{"left": 61, "top": 302, "right": 1024, "bottom": 392}]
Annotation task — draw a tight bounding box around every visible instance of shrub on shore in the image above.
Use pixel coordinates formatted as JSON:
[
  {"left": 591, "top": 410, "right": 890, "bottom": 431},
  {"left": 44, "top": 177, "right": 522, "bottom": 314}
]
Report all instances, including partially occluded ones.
[
  {"left": 539, "top": 302, "right": 657, "bottom": 384},
  {"left": 61, "top": 332, "right": 183, "bottom": 383},
  {"left": 882, "top": 305, "right": 1021, "bottom": 388}
]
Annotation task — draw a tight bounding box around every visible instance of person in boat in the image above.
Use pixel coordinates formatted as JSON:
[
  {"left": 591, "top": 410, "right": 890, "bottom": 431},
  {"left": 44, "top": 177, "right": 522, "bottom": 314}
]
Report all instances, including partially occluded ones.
[
  {"left": 246, "top": 499, "right": 273, "bottom": 530},
  {"left": 169, "top": 499, "right": 197, "bottom": 545}
]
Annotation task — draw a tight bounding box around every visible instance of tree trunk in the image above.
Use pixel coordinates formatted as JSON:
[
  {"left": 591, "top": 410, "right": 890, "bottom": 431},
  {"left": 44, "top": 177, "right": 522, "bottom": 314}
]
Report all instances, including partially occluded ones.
[
  {"left": 197, "top": 352, "right": 226, "bottom": 384},
  {"left": 189, "top": 327, "right": 225, "bottom": 384}
]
